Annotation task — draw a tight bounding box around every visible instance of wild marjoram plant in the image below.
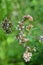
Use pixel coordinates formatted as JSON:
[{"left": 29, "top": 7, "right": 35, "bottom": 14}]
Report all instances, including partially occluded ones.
[{"left": 1, "top": 15, "right": 43, "bottom": 65}]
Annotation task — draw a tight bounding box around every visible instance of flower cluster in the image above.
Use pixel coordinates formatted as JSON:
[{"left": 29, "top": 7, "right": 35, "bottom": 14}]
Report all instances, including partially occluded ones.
[
  {"left": 16, "top": 31, "right": 29, "bottom": 44},
  {"left": 2, "top": 17, "right": 12, "bottom": 33},
  {"left": 23, "top": 46, "right": 32, "bottom": 62},
  {"left": 23, "top": 51, "right": 32, "bottom": 62},
  {"left": 39, "top": 36, "right": 43, "bottom": 42},
  {"left": 23, "top": 46, "right": 36, "bottom": 62}
]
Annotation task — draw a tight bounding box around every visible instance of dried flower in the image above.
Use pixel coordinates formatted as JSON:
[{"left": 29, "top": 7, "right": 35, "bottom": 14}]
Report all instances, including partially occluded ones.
[
  {"left": 26, "top": 25, "right": 33, "bottom": 31},
  {"left": 16, "top": 15, "right": 33, "bottom": 44},
  {"left": 23, "top": 51, "right": 32, "bottom": 62},
  {"left": 23, "top": 15, "right": 33, "bottom": 21}
]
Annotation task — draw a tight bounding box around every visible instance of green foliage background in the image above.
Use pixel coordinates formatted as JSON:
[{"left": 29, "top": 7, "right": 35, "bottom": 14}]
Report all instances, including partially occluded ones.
[{"left": 0, "top": 0, "right": 43, "bottom": 65}]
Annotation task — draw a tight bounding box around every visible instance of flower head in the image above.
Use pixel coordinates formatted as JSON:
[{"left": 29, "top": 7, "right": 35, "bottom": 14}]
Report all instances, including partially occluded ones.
[
  {"left": 23, "top": 15, "right": 33, "bottom": 21},
  {"left": 23, "top": 51, "right": 32, "bottom": 62},
  {"left": 39, "top": 36, "right": 43, "bottom": 42}
]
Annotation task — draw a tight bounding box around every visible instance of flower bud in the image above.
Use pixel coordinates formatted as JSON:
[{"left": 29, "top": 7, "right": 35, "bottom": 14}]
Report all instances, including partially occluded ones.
[{"left": 23, "top": 15, "right": 33, "bottom": 21}]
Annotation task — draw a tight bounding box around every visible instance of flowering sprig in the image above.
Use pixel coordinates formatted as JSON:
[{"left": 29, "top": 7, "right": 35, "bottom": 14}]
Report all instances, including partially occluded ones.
[
  {"left": 23, "top": 46, "right": 36, "bottom": 62},
  {"left": 16, "top": 15, "right": 33, "bottom": 44}
]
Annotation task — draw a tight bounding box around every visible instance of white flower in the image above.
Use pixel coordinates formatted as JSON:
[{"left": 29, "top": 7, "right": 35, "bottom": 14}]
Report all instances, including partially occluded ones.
[
  {"left": 23, "top": 51, "right": 32, "bottom": 62},
  {"left": 39, "top": 36, "right": 43, "bottom": 42},
  {"left": 40, "top": 36, "right": 43, "bottom": 40}
]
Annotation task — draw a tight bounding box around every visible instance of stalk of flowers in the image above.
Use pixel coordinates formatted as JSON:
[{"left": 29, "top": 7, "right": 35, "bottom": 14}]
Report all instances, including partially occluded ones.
[
  {"left": 16, "top": 20, "right": 25, "bottom": 43},
  {"left": 16, "top": 20, "right": 28, "bottom": 44},
  {"left": 16, "top": 15, "right": 33, "bottom": 44},
  {"left": 23, "top": 46, "right": 37, "bottom": 62}
]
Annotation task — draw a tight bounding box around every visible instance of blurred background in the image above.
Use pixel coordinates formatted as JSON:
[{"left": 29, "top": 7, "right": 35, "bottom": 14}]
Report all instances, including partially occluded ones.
[{"left": 0, "top": 0, "right": 43, "bottom": 65}]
